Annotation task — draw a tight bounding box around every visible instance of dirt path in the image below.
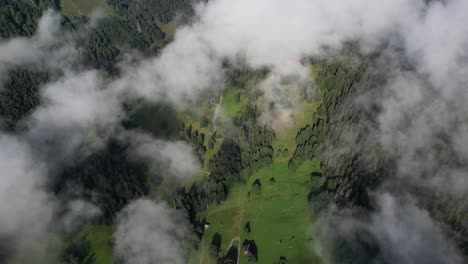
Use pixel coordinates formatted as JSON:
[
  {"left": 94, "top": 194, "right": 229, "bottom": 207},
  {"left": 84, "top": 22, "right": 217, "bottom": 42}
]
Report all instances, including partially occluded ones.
[
  {"left": 233, "top": 205, "right": 245, "bottom": 232},
  {"left": 200, "top": 235, "right": 241, "bottom": 264},
  {"left": 211, "top": 90, "right": 224, "bottom": 133},
  {"left": 199, "top": 237, "right": 205, "bottom": 264},
  {"left": 227, "top": 237, "right": 241, "bottom": 264}
]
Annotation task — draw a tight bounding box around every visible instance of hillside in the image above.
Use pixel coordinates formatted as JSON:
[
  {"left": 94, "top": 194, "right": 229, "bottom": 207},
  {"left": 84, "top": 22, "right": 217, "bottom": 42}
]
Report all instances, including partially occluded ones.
[{"left": 0, "top": 1, "right": 467, "bottom": 264}]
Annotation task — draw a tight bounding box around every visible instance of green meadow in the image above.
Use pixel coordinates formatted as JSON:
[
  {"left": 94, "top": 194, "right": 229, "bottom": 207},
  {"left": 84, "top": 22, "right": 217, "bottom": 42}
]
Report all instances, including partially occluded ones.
[
  {"left": 82, "top": 225, "right": 115, "bottom": 264},
  {"left": 193, "top": 160, "right": 323, "bottom": 264},
  {"left": 83, "top": 68, "right": 322, "bottom": 264},
  {"left": 61, "top": 0, "right": 113, "bottom": 17},
  {"left": 187, "top": 74, "right": 325, "bottom": 263}
]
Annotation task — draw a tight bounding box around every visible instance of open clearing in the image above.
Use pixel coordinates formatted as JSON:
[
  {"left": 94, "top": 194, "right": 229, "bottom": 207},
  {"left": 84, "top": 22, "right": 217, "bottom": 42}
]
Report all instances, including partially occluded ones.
[
  {"left": 194, "top": 159, "right": 323, "bottom": 264},
  {"left": 84, "top": 225, "right": 115, "bottom": 264},
  {"left": 84, "top": 70, "right": 322, "bottom": 264},
  {"left": 184, "top": 81, "right": 323, "bottom": 263},
  {"left": 61, "top": 0, "right": 112, "bottom": 17}
]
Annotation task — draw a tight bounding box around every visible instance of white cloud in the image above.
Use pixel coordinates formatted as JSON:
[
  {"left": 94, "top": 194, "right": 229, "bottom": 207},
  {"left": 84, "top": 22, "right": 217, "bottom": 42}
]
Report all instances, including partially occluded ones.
[
  {"left": 1, "top": 1, "right": 468, "bottom": 262},
  {"left": 114, "top": 199, "right": 188, "bottom": 264},
  {"left": 0, "top": 134, "right": 56, "bottom": 261},
  {"left": 22, "top": 70, "right": 121, "bottom": 163},
  {"left": 127, "top": 132, "right": 200, "bottom": 180},
  {"left": 314, "top": 193, "right": 463, "bottom": 264},
  {"left": 0, "top": 10, "right": 77, "bottom": 83}
]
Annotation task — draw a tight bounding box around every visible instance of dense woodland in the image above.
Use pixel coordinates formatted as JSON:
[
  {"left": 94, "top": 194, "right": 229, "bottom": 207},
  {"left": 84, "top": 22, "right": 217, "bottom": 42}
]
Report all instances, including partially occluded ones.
[
  {"left": 54, "top": 141, "right": 150, "bottom": 224},
  {"left": 0, "top": 1, "right": 195, "bottom": 263},
  {"left": 0, "top": 1, "right": 148, "bottom": 130},
  {"left": 0, "top": 68, "right": 49, "bottom": 131},
  {"left": 0, "top": 0, "right": 194, "bottom": 130},
  {"left": 173, "top": 106, "right": 275, "bottom": 235},
  {"left": 61, "top": 236, "right": 97, "bottom": 264},
  {"left": 0, "top": 0, "right": 192, "bottom": 224},
  {"left": 0, "top": 0, "right": 60, "bottom": 38},
  {"left": 0, "top": 2, "right": 275, "bottom": 260},
  {"left": 1, "top": 1, "right": 467, "bottom": 263},
  {"left": 290, "top": 57, "right": 391, "bottom": 207},
  {"left": 107, "top": 0, "right": 193, "bottom": 24},
  {"left": 289, "top": 56, "right": 468, "bottom": 260}
]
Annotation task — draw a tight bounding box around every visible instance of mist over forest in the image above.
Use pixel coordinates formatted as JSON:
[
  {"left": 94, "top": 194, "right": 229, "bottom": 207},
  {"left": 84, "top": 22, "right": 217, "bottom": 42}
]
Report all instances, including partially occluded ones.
[{"left": 0, "top": 0, "right": 467, "bottom": 263}]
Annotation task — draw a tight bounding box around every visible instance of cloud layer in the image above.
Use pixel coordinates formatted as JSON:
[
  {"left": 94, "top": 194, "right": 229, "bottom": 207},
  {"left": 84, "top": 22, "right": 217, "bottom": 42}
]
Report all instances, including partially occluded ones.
[
  {"left": 113, "top": 199, "right": 188, "bottom": 264},
  {"left": 315, "top": 193, "right": 463, "bottom": 264},
  {"left": 1, "top": 0, "right": 468, "bottom": 263}
]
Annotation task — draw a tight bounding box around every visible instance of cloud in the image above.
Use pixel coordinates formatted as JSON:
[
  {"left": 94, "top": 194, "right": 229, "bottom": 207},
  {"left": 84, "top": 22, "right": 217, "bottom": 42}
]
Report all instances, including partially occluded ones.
[
  {"left": 315, "top": 193, "right": 463, "bottom": 264},
  {"left": 0, "top": 134, "right": 56, "bottom": 261},
  {"left": 1, "top": 0, "right": 468, "bottom": 263},
  {"left": 0, "top": 8, "right": 203, "bottom": 260},
  {"left": 377, "top": 71, "right": 468, "bottom": 195},
  {"left": 367, "top": 193, "right": 462, "bottom": 264},
  {"left": 0, "top": 10, "right": 77, "bottom": 83},
  {"left": 311, "top": 1, "right": 468, "bottom": 260},
  {"left": 112, "top": 0, "right": 423, "bottom": 105},
  {"left": 113, "top": 199, "right": 189, "bottom": 264},
  {"left": 194, "top": 0, "right": 421, "bottom": 67},
  {"left": 0, "top": 11, "right": 114, "bottom": 262},
  {"left": 61, "top": 200, "right": 102, "bottom": 233},
  {"left": 0, "top": 132, "right": 103, "bottom": 262},
  {"left": 402, "top": 0, "right": 468, "bottom": 87},
  {"left": 126, "top": 132, "right": 200, "bottom": 180},
  {"left": 257, "top": 63, "right": 314, "bottom": 130},
  {"left": 112, "top": 30, "right": 224, "bottom": 105},
  {"left": 0, "top": 8, "right": 202, "bottom": 261},
  {"left": 23, "top": 70, "right": 121, "bottom": 163},
  {"left": 374, "top": 0, "right": 468, "bottom": 196}
]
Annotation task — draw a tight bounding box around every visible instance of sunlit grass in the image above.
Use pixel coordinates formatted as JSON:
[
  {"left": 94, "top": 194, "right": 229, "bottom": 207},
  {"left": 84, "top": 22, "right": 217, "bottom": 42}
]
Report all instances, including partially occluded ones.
[
  {"left": 195, "top": 160, "right": 323, "bottom": 264},
  {"left": 61, "top": 0, "right": 113, "bottom": 17}
]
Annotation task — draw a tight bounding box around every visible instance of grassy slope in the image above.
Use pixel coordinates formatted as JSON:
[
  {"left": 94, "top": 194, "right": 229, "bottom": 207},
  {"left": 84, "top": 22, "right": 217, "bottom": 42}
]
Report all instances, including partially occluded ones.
[
  {"left": 191, "top": 92, "right": 323, "bottom": 263},
  {"left": 72, "top": 46, "right": 319, "bottom": 262},
  {"left": 61, "top": 0, "right": 113, "bottom": 17},
  {"left": 152, "top": 14, "right": 181, "bottom": 48},
  {"left": 83, "top": 225, "right": 115, "bottom": 264},
  {"left": 79, "top": 85, "right": 322, "bottom": 263},
  {"left": 222, "top": 88, "right": 246, "bottom": 118},
  {"left": 178, "top": 86, "right": 247, "bottom": 179},
  {"left": 273, "top": 100, "right": 321, "bottom": 163},
  {"left": 194, "top": 160, "right": 323, "bottom": 264}
]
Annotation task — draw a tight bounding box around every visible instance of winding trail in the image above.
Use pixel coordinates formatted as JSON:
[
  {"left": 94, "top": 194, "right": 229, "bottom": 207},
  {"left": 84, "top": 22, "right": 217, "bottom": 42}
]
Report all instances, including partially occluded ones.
[
  {"left": 227, "top": 237, "right": 241, "bottom": 264},
  {"left": 211, "top": 89, "right": 224, "bottom": 133},
  {"left": 199, "top": 237, "right": 205, "bottom": 264},
  {"left": 199, "top": 236, "right": 240, "bottom": 264}
]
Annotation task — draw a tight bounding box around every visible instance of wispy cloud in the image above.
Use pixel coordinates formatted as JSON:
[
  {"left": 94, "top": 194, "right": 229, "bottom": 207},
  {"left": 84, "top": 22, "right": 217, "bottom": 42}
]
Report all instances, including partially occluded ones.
[
  {"left": 113, "top": 199, "right": 189, "bottom": 264},
  {"left": 1, "top": 0, "right": 468, "bottom": 262}
]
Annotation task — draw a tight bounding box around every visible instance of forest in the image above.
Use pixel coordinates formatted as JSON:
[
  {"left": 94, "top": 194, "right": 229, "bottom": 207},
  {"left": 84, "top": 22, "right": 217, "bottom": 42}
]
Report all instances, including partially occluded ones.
[
  {"left": 0, "top": 0, "right": 195, "bottom": 262},
  {"left": 0, "top": 1, "right": 467, "bottom": 264}
]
